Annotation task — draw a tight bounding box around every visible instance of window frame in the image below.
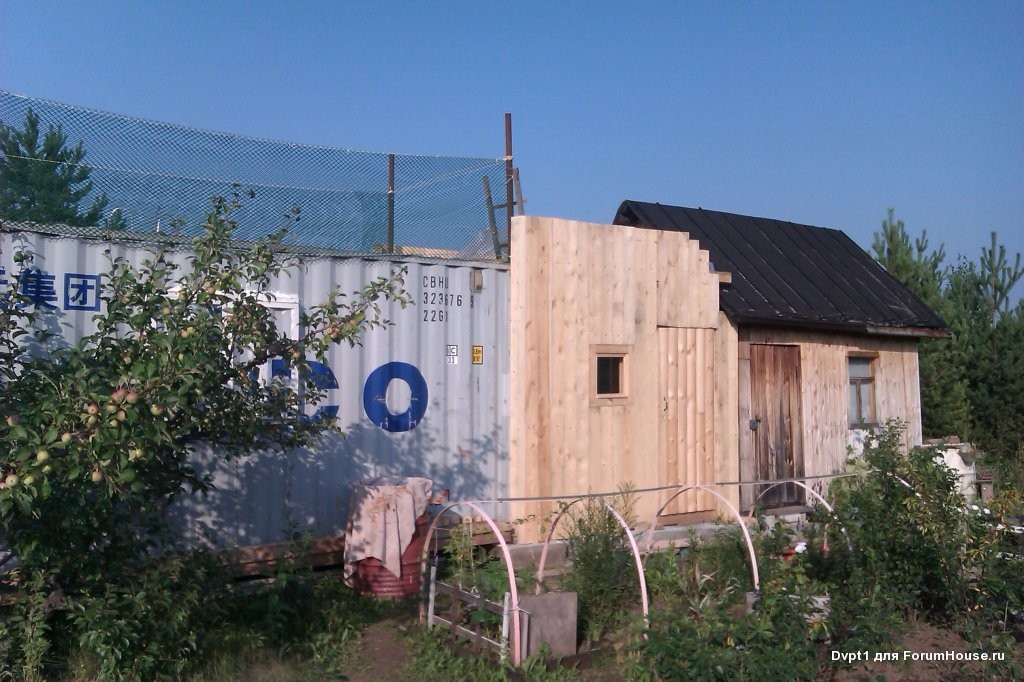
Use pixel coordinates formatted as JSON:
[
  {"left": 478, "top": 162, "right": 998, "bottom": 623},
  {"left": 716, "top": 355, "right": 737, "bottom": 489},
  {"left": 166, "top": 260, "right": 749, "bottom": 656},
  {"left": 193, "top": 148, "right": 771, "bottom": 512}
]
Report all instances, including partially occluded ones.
[
  {"left": 590, "top": 344, "right": 632, "bottom": 407},
  {"left": 847, "top": 352, "right": 878, "bottom": 428}
]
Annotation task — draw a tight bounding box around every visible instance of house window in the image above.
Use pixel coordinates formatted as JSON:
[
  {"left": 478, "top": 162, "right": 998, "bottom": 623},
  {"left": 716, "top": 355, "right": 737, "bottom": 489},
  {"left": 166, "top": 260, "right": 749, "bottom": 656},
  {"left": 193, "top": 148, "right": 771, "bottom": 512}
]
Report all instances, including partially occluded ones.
[
  {"left": 597, "top": 356, "right": 624, "bottom": 394},
  {"left": 848, "top": 355, "right": 876, "bottom": 427},
  {"left": 591, "top": 345, "right": 631, "bottom": 406}
]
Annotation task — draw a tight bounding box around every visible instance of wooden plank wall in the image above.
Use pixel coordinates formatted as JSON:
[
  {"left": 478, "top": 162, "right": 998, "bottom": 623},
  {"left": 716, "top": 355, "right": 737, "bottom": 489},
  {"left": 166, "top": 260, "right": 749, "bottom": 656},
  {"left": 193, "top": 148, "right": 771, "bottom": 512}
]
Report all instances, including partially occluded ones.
[
  {"left": 657, "top": 327, "right": 717, "bottom": 513},
  {"left": 509, "top": 217, "right": 721, "bottom": 542},
  {"left": 740, "top": 328, "right": 922, "bottom": 485},
  {"left": 715, "top": 314, "right": 740, "bottom": 511}
]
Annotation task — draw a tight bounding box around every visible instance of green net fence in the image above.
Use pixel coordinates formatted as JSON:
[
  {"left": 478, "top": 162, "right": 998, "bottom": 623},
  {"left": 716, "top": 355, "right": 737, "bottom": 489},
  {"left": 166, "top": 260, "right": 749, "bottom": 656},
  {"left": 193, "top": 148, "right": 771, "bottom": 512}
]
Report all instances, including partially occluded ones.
[{"left": 0, "top": 90, "right": 513, "bottom": 260}]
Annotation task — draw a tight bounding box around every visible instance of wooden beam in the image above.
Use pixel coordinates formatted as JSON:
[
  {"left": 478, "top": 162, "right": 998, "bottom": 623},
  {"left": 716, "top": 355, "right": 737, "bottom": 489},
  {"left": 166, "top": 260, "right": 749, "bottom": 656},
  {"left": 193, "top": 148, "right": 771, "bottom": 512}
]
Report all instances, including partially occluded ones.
[{"left": 219, "top": 520, "right": 514, "bottom": 580}]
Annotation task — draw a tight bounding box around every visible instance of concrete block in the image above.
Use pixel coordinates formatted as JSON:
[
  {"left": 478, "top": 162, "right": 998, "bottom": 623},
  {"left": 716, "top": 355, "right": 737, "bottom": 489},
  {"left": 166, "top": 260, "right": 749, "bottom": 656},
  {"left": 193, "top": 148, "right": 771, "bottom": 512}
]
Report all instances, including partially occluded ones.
[{"left": 519, "top": 591, "right": 577, "bottom": 658}]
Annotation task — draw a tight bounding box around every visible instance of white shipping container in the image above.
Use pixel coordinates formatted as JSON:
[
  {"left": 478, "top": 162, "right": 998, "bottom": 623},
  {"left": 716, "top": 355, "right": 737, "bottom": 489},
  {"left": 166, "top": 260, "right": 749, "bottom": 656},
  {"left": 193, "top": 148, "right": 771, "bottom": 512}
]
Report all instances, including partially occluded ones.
[{"left": 0, "top": 228, "right": 510, "bottom": 549}]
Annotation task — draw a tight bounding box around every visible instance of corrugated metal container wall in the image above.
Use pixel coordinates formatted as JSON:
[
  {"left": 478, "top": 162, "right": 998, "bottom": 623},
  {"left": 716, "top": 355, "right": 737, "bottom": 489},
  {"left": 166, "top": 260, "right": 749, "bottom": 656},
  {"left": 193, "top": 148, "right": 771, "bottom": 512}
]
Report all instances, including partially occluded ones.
[{"left": 0, "top": 231, "right": 510, "bottom": 548}]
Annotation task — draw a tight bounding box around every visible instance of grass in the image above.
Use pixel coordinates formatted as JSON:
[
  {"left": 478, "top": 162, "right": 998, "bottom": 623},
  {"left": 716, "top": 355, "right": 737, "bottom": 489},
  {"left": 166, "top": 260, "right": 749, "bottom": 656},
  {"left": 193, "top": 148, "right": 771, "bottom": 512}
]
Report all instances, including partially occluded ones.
[
  {"left": 15, "top": 528, "right": 1020, "bottom": 682},
  {"left": 48, "top": 571, "right": 414, "bottom": 681}
]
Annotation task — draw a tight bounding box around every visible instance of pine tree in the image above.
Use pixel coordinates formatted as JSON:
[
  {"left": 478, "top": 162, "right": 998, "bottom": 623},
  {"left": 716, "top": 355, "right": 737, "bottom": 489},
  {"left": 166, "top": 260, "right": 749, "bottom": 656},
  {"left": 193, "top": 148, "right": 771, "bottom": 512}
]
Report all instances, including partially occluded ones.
[
  {"left": 878, "top": 217, "right": 1024, "bottom": 463},
  {"left": 0, "top": 107, "right": 110, "bottom": 226},
  {"left": 872, "top": 209, "right": 945, "bottom": 309},
  {"left": 872, "top": 210, "right": 969, "bottom": 439},
  {"left": 949, "top": 234, "right": 1024, "bottom": 460}
]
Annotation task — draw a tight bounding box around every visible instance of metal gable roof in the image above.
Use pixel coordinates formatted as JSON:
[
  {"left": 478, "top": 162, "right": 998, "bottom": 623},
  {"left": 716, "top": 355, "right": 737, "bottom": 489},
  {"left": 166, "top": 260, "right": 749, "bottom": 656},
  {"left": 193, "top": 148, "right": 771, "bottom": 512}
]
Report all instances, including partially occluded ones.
[{"left": 613, "top": 200, "right": 949, "bottom": 336}]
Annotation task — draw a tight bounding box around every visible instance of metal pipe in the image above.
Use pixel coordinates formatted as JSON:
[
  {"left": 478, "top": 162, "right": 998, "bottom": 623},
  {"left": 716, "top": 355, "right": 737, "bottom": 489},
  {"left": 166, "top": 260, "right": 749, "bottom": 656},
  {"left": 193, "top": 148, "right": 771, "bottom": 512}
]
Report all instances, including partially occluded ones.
[
  {"left": 419, "top": 501, "right": 523, "bottom": 666},
  {"left": 532, "top": 497, "right": 650, "bottom": 633},
  {"left": 644, "top": 485, "right": 761, "bottom": 591},
  {"left": 604, "top": 503, "right": 650, "bottom": 630},
  {"left": 483, "top": 175, "right": 501, "bottom": 260},
  {"left": 504, "top": 113, "right": 513, "bottom": 255},
  {"left": 387, "top": 153, "right": 395, "bottom": 253},
  {"left": 747, "top": 480, "right": 853, "bottom": 552}
]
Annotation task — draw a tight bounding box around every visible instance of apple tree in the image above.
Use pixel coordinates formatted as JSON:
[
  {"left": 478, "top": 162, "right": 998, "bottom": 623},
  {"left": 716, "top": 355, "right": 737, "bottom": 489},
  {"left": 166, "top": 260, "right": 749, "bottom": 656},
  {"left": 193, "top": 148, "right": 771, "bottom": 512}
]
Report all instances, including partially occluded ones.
[{"left": 0, "top": 194, "right": 408, "bottom": 676}]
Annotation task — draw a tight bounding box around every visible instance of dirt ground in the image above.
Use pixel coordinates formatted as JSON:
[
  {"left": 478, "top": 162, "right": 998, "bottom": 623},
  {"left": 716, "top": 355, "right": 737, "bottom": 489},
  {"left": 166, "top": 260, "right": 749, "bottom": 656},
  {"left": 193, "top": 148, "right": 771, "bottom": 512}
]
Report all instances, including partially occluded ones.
[
  {"left": 343, "top": 618, "right": 413, "bottom": 682},
  {"left": 831, "top": 620, "right": 1021, "bottom": 682}
]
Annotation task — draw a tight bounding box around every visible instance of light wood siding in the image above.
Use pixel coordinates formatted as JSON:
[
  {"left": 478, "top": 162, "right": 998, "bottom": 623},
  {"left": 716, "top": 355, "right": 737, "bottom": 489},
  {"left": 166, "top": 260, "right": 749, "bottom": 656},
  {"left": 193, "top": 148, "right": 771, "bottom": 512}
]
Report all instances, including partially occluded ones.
[
  {"left": 658, "top": 327, "right": 716, "bottom": 513},
  {"left": 715, "top": 314, "right": 740, "bottom": 511},
  {"left": 510, "top": 217, "right": 721, "bottom": 541},
  {"left": 741, "top": 328, "right": 922, "bottom": 485}
]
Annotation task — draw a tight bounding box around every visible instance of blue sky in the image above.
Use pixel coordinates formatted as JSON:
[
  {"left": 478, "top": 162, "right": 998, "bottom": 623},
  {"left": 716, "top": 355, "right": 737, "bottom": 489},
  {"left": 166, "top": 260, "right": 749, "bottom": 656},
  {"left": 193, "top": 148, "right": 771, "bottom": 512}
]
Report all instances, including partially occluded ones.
[{"left": 2, "top": 1, "right": 1022, "bottom": 283}]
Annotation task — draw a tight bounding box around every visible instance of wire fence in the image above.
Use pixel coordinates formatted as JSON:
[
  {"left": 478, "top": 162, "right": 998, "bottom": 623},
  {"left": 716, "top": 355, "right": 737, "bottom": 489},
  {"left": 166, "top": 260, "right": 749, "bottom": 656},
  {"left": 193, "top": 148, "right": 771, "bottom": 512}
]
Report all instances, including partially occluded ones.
[{"left": 0, "top": 90, "right": 513, "bottom": 261}]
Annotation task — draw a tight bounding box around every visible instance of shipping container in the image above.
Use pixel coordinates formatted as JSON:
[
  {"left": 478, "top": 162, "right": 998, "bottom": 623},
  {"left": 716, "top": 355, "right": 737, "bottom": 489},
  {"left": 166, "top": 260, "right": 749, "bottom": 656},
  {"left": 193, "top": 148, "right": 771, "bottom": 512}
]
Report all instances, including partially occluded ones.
[{"left": 0, "top": 227, "right": 509, "bottom": 550}]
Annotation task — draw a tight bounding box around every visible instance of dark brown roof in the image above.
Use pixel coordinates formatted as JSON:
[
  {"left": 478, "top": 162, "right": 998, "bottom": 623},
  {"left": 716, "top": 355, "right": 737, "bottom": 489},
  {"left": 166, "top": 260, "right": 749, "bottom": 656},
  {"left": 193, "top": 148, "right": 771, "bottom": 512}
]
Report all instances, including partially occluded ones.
[{"left": 613, "top": 200, "right": 948, "bottom": 337}]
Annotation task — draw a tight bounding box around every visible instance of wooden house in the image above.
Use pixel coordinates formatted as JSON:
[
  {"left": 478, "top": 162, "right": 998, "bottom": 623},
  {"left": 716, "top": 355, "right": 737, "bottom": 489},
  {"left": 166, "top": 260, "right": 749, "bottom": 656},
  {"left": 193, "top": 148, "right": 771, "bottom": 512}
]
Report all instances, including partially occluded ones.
[{"left": 508, "top": 202, "right": 947, "bottom": 541}]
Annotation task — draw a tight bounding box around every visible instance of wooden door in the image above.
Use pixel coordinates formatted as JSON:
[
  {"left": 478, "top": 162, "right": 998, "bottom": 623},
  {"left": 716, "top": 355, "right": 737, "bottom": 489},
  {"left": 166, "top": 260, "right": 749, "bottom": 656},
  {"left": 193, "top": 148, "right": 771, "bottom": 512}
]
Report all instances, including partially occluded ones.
[
  {"left": 658, "top": 327, "right": 716, "bottom": 515},
  {"left": 748, "top": 344, "right": 803, "bottom": 509}
]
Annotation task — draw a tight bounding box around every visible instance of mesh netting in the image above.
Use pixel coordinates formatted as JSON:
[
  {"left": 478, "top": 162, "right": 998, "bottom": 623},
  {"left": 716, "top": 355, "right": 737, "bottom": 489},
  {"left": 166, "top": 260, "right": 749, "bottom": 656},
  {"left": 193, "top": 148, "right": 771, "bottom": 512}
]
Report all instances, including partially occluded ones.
[{"left": 0, "top": 90, "right": 512, "bottom": 261}]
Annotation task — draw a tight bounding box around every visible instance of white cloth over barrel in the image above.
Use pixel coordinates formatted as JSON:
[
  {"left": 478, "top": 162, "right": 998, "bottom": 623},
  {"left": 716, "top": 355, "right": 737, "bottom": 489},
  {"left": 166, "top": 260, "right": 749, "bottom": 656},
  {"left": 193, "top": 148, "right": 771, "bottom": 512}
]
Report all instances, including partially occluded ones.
[{"left": 343, "top": 477, "right": 432, "bottom": 584}]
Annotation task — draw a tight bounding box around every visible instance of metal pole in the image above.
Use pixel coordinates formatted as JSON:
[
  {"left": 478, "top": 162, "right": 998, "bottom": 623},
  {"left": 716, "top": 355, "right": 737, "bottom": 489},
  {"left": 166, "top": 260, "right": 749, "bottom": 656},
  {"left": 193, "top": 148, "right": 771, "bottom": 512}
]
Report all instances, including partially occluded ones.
[
  {"left": 504, "top": 113, "right": 513, "bottom": 255},
  {"left": 483, "top": 175, "right": 502, "bottom": 260},
  {"left": 387, "top": 153, "right": 395, "bottom": 253},
  {"left": 513, "top": 167, "right": 525, "bottom": 215}
]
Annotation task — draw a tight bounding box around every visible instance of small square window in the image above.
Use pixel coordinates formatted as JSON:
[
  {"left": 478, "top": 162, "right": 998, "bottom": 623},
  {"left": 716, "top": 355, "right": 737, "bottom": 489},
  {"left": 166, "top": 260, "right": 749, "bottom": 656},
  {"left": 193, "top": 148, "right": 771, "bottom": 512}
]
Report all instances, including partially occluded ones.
[
  {"left": 596, "top": 356, "right": 624, "bottom": 395},
  {"left": 591, "top": 345, "right": 631, "bottom": 406}
]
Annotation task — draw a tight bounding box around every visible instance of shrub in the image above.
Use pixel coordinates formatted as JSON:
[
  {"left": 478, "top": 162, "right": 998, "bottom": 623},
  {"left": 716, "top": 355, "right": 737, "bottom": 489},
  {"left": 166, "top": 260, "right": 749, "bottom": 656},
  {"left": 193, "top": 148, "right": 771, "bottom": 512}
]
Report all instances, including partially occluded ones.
[
  {"left": 824, "top": 421, "right": 970, "bottom": 619},
  {"left": 407, "top": 628, "right": 582, "bottom": 682},
  {"left": 65, "top": 552, "right": 227, "bottom": 680},
  {"left": 0, "top": 193, "right": 408, "bottom": 677},
  {"left": 630, "top": 553, "right": 820, "bottom": 681},
  {"left": 560, "top": 488, "right": 638, "bottom": 647}
]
